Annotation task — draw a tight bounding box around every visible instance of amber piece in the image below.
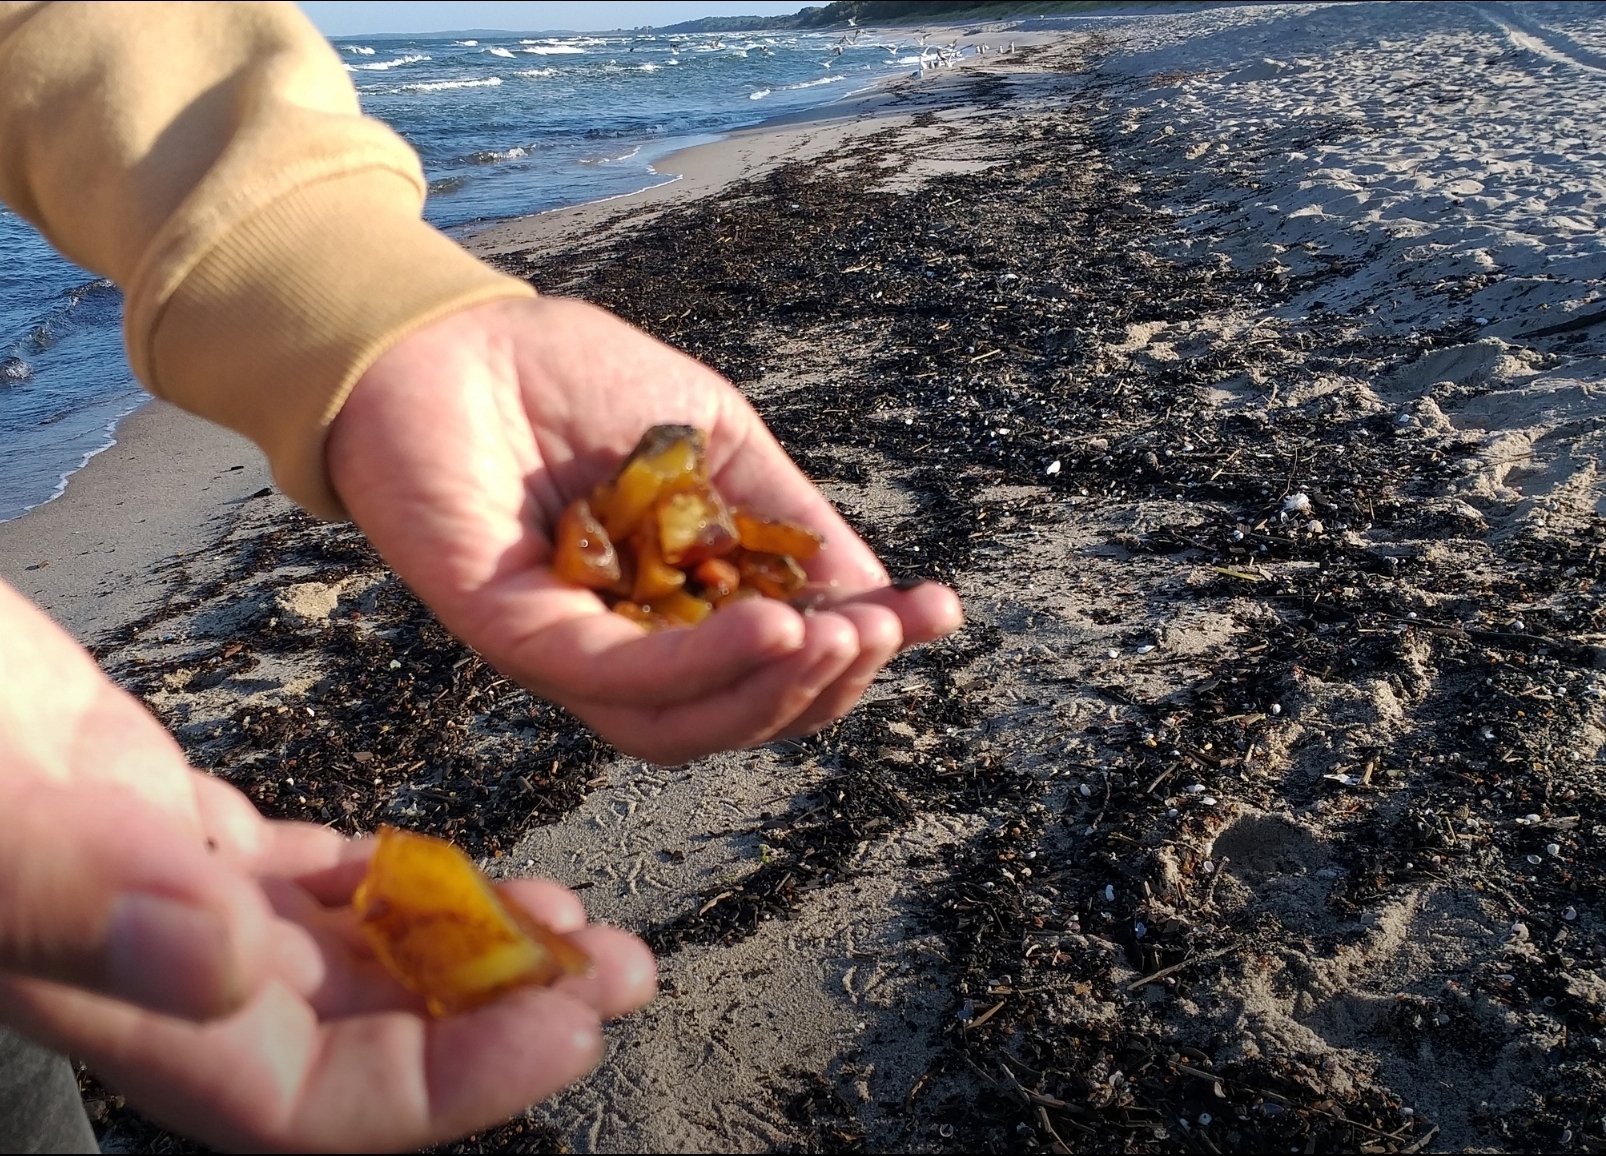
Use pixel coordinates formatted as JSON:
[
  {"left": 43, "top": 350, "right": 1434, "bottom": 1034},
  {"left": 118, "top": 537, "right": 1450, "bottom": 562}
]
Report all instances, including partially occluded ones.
[
  {"left": 737, "top": 550, "right": 809, "bottom": 599},
  {"left": 613, "top": 601, "right": 670, "bottom": 630},
  {"left": 649, "top": 590, "right": 713, "bottom": 626},
  {"left": 693, "top": 557, "right": 741, "bottom": 599},
  {"left": 631, "top": 520, "right": 686, "bottom": 603},
  {"left": 600, "top": 426, "right": 706, "bottom": 541},
  {"left": 733, "top": 510, "right": 823, "bottom": 561},
  {"left": 353, "top": 826, "right": 590, "bottom": 1018},
  {"left": 656, "top": 486, "right": 738, "bottom": 566},
  {"left": 551, "top": 499, "right": 620, "bottom": 590}
]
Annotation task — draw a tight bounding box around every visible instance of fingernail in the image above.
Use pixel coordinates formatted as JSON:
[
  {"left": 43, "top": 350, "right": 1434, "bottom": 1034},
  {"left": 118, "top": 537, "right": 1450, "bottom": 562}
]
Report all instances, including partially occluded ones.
[
  {"left": 892, "top": 576, "right": 931, "bottom": 591},
  {"left": 107, "top": 894, "right": 240, "bottom": 1019}
]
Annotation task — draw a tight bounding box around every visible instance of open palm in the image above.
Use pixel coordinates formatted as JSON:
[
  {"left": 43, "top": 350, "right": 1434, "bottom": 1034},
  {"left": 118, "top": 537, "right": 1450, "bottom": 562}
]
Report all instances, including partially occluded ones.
[
  {"left": 0, "top": 582, "right": 654, "bottom": 1150},
  {"left": 327, "top": 296, "right": 963, "bottom": 764}
]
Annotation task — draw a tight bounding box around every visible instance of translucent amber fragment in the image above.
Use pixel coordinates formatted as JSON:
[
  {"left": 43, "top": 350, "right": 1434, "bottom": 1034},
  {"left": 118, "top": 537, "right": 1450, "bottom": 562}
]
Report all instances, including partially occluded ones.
[
  {"left": 693, "top": 557, "right": 741, "bottom": 599},
  {"left": 737, "top": 550, "right": 808, "bottom": 599},
  {"left": 551, "top": 499, "right": 620, "bottom": 590},
  {"left": 733, "top": 510, "right": 823, "bottom": 561},
  {"left": 613, "top": 601, "right": 670, "bottom": 629},
  {"left": 600, "top": 426, "right": 706, "bottom": 541},
  {"left": 656, "top": 487, "right": 738, "bottom": 566},
  {"left": 353, "top": 826, "right": 590, "bottom": 1017},
  {"left": 649, "top": 590, "right": 713, "bottom": 626},
  {"left": 631, "top": 521, "right": 686, "bottom": 603}
]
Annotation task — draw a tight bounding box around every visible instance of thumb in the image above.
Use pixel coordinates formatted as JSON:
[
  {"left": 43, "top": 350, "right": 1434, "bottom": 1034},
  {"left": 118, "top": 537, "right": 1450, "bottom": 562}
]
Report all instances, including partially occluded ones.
[{"left": 0, "top": 780, "right": 321, "bottom": 1021}]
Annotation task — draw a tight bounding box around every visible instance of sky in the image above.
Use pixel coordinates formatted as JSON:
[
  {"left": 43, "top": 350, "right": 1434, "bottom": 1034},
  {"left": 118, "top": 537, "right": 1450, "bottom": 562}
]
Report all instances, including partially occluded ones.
[{"left": 298, "top": 2, "right": 812, "bottom": 36}]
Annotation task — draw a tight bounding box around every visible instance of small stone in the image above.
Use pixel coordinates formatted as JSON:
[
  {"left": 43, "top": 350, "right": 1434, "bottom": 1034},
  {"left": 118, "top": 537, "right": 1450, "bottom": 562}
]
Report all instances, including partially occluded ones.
[
  {"left": 1046, "top": 459, "right": 1062, "bottom": 476},
  {"left": 1270, "top": 703, "right": 1282, "bottom": 716},
  {"left": 1546, "top": 843, "right": 1562, "bottom": 857}
]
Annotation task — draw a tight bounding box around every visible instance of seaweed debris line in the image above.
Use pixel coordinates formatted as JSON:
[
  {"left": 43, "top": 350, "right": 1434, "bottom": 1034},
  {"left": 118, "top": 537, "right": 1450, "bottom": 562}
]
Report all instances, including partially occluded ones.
[{"left": 82, "top": 5, "right": 1606, "bottom": 1153}]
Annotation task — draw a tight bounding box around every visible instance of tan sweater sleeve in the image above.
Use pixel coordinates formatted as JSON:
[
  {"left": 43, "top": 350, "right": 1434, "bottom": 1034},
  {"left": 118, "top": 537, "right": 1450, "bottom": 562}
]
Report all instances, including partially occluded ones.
[{"left": 0, "top": 1, "right": 535, "bottom": 518}]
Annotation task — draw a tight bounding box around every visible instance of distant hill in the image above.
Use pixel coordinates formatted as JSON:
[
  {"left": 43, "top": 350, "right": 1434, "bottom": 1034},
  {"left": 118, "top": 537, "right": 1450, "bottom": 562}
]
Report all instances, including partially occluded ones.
[{"left": 657, "top": 1, "right": 1150, "bottom": 34}]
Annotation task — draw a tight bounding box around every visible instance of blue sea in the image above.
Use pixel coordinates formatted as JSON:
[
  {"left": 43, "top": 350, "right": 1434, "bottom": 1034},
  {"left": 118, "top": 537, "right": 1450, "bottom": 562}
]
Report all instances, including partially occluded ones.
[{"left": 0, "top": 28, "right": 928, "bottom": 522}]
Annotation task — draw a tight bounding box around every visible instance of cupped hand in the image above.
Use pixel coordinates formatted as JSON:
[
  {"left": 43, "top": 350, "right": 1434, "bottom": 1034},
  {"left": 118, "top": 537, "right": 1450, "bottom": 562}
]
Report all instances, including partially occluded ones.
[
  {"left": 0, "top": 580, "right": 655, "bottom": 1151},
  {"left": 326, "top": 296, "right": 964, "bottom": 764}
]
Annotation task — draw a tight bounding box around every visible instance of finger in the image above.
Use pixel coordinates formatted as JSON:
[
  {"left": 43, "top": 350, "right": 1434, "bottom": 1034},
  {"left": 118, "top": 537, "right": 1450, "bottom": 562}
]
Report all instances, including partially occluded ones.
[
  {"left": 0, "top": 781, "right": 321, "bottom": 1021},
  {"left": 573, "top": 612, "right": 860, "bottom": 763},
  {"left": 495, "top": 878, "right": 588, "bottom": 933},
  {"left": 548, "top": 925, "right": 658, "bottom": 1019},
  {"left": 827, "top": 580, "right": 965, "bottom": 649},
  {"left": 779, "top": 601, "right": 905, "bottom": 738},
  {"left": 2, "top": 976, "right": 606, "bottom": 1153},
  {"left": 487, "top": 582, "right": 807, "bottom": 707}
]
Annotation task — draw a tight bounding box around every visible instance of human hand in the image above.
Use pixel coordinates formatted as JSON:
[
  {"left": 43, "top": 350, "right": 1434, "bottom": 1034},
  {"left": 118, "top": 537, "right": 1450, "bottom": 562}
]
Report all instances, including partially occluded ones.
[
  {"left": 0, "top": 582, "right": 656, "bottom": 1150},
  {"left": 326, "top": 296, "right": 964, "bottom": 764}
]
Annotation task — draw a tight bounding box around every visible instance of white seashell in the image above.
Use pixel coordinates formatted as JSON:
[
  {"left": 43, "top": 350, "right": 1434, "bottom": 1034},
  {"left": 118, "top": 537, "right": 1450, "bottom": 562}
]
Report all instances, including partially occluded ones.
[{"left": 1046, "top": 459, "right": 1062, "bottom": 476}]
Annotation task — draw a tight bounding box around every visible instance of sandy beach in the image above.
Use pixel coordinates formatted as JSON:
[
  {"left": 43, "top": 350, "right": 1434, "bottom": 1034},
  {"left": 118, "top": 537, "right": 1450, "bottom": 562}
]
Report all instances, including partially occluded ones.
[{"left": 9, "top": 3, "right": 1606, "bottom": 1151}]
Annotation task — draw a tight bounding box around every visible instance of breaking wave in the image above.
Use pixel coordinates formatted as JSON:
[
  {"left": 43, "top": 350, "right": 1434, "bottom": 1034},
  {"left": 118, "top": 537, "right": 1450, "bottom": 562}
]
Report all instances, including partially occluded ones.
[
  {"left": 348, "top": 53, "right": 429, "bottom": 71},
  {"left": 398, "top": 76, "right": 503, "bottom": 93}
]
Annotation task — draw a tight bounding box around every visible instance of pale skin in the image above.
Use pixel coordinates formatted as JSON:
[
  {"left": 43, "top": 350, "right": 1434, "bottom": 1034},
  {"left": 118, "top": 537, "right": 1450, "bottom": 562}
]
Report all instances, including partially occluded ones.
[{"left": 0, "top": 296, "right": 963, "bottom": 1149}]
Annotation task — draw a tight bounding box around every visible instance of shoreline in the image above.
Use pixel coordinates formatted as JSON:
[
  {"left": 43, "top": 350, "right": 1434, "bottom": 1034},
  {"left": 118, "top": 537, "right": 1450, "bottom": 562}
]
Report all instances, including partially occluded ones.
[{"left": 0, "top": 19, "right": 1053, "bottom": 633}]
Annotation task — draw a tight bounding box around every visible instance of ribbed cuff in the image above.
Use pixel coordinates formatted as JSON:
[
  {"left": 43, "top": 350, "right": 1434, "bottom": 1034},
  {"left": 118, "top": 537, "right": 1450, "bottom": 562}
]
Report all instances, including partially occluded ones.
[{"left": 142, "top": 168, "right": 535, "bottom": 519}]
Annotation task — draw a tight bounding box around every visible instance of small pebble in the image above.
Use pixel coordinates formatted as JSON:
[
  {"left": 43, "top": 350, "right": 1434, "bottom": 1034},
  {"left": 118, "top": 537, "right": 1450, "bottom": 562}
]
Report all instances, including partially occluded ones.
[
  {"left": 1546, "top": 843, "right": 1562, "bottom": 857},
  {"left": 1202, "top": 796, "right": 1218, "bottom": 806},
  {"left": 1046, "top": 459, "right": 1061, "bottom": 476},
  {"left": 1107, "top": 648, "right": 1120, "bottom": 659},
  {"left": 1564, "top": 906, "right": 1578, "bottom": 921},
  {"left": 1270, "top": 703, "right": 1282, "bottom": 716},
  {"left": 1104, "top": 884, "right": 1116, "bottom": 902}
]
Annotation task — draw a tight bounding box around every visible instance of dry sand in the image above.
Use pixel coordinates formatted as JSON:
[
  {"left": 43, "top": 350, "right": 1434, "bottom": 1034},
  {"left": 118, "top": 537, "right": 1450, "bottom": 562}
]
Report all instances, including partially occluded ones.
[{"left": 7, "top": 4, "right": 1606, "bottom": 1152}]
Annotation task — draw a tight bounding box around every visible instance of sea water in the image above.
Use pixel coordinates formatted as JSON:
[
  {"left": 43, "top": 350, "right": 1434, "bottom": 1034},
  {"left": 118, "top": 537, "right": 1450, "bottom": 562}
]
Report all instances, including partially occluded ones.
[{"left": 0, "top": 28, "right": 927, "bottom": 522}]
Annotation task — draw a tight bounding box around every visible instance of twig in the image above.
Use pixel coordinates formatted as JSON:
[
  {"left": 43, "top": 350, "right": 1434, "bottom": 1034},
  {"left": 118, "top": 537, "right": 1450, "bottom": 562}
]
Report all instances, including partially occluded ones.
[
  {"left": 1128, "top": 945, "right": 1234, "bottom": 990},
  {"left": 967, "top": 998, "right": 1007, "bottom": 1029}
]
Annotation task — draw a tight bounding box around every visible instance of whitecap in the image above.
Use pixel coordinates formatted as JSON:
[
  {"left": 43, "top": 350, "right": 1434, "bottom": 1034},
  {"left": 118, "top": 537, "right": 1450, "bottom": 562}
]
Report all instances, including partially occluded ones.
[
  {"left": 638, "top": 62, "right": 660, "bottom": 71},
  {"left": 749, "top": 88, "right": 771, "bottom": 100},
  {"left": 523, "top": 44, "right": 584, "bottom": 54},
  {"left": 784, "top": 75, "right": 843, "bottom": 90},
  {"left": 578, "top": 144, "right": 642, "bottom": 165},
  {"left": 455, "top": 39, "right": 478, "bottom": 46},
  {"left": 348, "top": 53, "right": 429, "bottom": 71},
  {"left": 342, "top": 45, "right": 376, "bottom": 55},
  {"left": 398, "top": 76, "right": 503, "bottom": 92},
  {"left": 486, "top": 46, "right": 514, "bottom": 58},
  {"left": 517, "top": 67, "right": 557, "bottom": 78}
]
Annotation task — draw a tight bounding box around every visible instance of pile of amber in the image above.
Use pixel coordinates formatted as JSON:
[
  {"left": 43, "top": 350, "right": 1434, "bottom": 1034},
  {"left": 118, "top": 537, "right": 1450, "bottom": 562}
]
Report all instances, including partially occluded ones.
[{"left": 552, "top": 424, "right": 822, "bottom": 628}]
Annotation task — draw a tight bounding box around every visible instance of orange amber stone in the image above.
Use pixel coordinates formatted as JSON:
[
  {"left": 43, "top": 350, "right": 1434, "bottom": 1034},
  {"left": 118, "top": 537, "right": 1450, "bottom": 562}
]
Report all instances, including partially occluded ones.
[
  {"left": 656, "top": 486, "right": 738, "bottom": 566},
  {"left": 733, "top": 510, "right": 822, "bottom": 561},
  {"left": 353, "top": 826, "right": 590, "bottom": 1018},
  {"left": 551, "top": 499, "right": 620, "bottom": 590},
  {"left": 613, "top": 601, "right": 670, "bottom": 629},
  {"left": 649, "top": 589, "right": 713, "bottom": 626},
  {"left": 693, "top": 557, "right": 741, "bottom": 599},
  {"left": 630, "top": 520, "right": 687, "bottom": 603},
  {"left": 600, "top": 426, "right": 706, "bottom": 541},
  {"left": 737, "top": 550, "right": 809, "bottom": 599}
]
